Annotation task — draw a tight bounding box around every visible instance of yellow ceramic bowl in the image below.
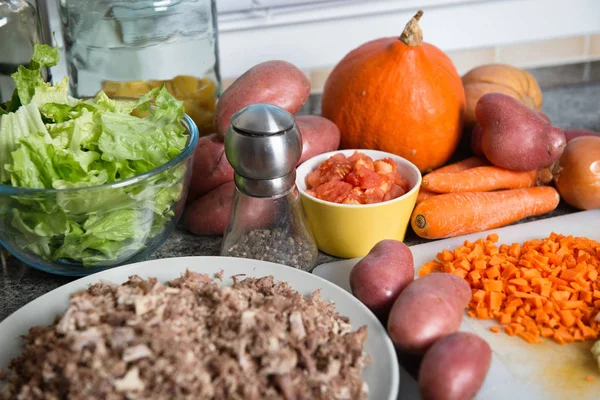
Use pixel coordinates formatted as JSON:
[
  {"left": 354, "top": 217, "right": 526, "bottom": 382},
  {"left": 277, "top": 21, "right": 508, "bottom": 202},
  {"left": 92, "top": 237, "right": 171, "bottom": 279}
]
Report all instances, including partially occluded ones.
[{"left": 296, "top": 149, "right": 422, "bottom": 259}]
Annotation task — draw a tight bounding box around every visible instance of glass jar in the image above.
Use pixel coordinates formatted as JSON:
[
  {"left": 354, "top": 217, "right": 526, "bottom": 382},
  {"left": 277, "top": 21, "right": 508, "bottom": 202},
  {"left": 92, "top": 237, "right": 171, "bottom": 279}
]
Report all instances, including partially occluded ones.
[
  {"left": 0, "top": 0, "right": 51, "bottom": 102},
  {"left": 58, "top": 0, "right": 221, "bottom": 135}
]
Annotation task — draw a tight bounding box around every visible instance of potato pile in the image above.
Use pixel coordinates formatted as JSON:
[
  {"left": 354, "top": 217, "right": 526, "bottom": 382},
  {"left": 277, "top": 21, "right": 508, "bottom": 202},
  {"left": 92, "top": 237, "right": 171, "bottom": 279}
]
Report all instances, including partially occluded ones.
[
  {"left": 183, "top": 61, "right": 341, "bottom": 236},
  {"left": 349, "top": 240, "right": 492, "bottom": 400}
]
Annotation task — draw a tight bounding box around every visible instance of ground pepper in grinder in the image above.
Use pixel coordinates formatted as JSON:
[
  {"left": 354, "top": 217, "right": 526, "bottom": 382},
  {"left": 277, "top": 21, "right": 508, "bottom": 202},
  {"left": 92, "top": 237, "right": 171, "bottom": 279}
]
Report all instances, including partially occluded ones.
[{"left": 220, "top": 104, "right": 319, "bottom": 271}]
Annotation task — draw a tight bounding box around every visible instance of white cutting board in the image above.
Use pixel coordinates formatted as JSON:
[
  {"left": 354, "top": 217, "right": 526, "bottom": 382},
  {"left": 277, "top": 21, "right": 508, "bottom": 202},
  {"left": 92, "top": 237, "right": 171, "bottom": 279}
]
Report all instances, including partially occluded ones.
[{"left": 313, "top": 209, "right": 600, "bottom": 400}]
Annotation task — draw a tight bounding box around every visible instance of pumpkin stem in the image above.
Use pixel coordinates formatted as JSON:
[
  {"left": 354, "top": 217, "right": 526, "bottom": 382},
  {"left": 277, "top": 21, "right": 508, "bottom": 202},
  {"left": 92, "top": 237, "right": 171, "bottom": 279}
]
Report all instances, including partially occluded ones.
[{"left": 400, "top": 10, "right": 424, "bottom": 46}]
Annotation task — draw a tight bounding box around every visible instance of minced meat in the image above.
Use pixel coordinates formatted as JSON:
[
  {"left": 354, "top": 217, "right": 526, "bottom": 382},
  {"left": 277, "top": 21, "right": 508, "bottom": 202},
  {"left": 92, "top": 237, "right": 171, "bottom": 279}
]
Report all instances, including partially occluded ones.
[{"left": 0, "top": 270, "right": 370, "bottom": 400}]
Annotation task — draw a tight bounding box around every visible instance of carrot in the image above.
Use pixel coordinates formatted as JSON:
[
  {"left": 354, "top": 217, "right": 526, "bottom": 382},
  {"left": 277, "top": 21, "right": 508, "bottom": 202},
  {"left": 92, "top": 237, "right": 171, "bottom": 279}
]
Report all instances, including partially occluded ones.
[
  {"left": 419, "top": 232, "right": 600, "bottom": 345},
  {"left": 411, "top": 187, "right": 560, "bottom": 239},
  {"left": 417, "top": 188, "right": 437, "bottom": 203},
  {"left": 428, "top": 156, "right": 489, "bottom": 175},
  {"left": 421, "top": 166, "right": 551, "bottom": 194},
  {"left": 416, "top": 156, "right": 489, "bottom": 203}
]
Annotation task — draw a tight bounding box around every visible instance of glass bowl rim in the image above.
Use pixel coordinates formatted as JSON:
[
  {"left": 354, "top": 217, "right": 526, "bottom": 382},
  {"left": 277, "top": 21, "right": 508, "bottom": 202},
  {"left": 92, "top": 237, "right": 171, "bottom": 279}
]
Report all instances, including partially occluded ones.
[{"left": 0, "top": 113, "right": 199, "bottom": 195}]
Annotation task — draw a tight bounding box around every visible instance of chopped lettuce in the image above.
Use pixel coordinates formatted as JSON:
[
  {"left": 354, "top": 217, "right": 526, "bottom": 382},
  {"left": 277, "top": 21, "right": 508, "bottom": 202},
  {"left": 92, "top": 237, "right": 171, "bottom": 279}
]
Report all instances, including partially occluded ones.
[{"left": 0, "top": 44, "right": 190, "bottom": 267}]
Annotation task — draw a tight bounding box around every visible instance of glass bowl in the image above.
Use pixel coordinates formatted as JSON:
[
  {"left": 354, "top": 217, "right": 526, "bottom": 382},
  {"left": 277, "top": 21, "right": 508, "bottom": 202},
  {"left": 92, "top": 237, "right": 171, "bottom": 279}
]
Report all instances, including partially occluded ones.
[{"left": 0, "top": 115, "right": 199, "bottom": 276}]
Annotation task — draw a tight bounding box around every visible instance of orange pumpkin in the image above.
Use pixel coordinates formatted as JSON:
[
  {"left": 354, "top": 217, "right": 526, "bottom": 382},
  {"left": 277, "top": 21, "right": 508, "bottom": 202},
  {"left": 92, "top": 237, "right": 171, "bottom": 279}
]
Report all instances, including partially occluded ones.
[{"left": 321, "top": 11, "right": 465, "bottom": 172}]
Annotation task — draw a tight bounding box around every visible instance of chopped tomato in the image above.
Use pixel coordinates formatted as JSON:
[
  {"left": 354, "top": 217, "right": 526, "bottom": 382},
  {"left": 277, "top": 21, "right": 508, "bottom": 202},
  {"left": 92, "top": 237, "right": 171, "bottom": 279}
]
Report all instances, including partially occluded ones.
[{"left": 305, "top": 151, "right": 410, "bottom": 204}]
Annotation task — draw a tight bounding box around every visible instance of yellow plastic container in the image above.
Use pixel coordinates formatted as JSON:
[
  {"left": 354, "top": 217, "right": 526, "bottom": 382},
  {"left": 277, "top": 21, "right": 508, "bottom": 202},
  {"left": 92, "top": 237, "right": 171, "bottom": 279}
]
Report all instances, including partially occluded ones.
[{"left": 296, "top": 149, "right": 422, "bottom": 259}]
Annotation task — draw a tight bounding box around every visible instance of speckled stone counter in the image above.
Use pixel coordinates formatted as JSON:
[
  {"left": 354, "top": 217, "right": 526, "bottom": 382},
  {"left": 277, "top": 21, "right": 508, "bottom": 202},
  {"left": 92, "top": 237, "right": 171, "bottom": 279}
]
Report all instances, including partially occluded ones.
[{"left": 1, "top": 75, "right": 599, "bottom": 323}]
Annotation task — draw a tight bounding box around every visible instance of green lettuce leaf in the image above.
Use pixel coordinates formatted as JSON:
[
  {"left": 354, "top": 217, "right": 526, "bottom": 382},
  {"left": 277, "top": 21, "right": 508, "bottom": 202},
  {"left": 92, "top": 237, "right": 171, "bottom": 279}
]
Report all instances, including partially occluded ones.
[
  {"left": 0, "top": 103, "right": 50, "bottom": 184},
  {"left": 0, "top": 45, "right": 189, "bottom": 267},
  {"left": 11, "top": 44, "right": 59, "bottom": 106},
  {"left": 31, "top": 77, "right": 78, "bottom": 110}
]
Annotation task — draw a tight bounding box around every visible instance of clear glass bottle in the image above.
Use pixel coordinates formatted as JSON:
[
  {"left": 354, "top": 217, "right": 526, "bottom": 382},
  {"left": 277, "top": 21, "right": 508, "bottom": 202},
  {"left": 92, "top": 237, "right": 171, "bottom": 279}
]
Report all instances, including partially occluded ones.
[
  {"left": 222, "top": 187, "right": 318, "bottom": 271},
  {"left": 220, "top": 104, "right": 319, "bottom": 272},
  {"left": 58, "top": 0, "right": 221, "bottom": 135},
  {"left": 0, "top": 0, "right": 50, "bottom": 102}
]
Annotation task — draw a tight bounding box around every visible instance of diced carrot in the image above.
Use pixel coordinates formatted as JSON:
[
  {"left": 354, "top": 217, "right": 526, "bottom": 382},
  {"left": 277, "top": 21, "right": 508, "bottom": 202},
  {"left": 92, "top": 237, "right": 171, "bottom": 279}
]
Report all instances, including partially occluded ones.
[
  {"left": 539, "top": 285, "right": 552, "bottom": 298},
  {"left": 509, "top": 243, "right": 521, "bottom": 258},
  {"left": 509, "top": 278, "right": 529, "bottom": 286},
  {"left": 489, "top": 292, "right": 503, "bottom": 310},
  {"left": 559, "top": 310, "right": 576, "bottom": 328},
  {"left": 521, "top": 268, "right": 541, "bottom": 279},
  {"left": 561, "top": 300, "right": 585, "bottom": 310},
  {"left": 506, "top": 285, "right": 518, "bottom": 295},
  {"left": 439, "top": 249, "right": 454, "bottom": 262},
  {"left": 501, "top": 264, "right": 519, "bottom": 279},
  {"left": 518, "top": 331, "right": 542, "bottom": 344},
  {"left": 419, "top": 261, "right": 444, "bottom": 277},
  {"left": 473, "top": 290, "right": 486, "bottom": 303},
  {"left": 551, "top": 291, "right": 571, "bottom": 302},
  {"left": 418, "top": 232, "right": 600, "bottom": 346},
  {"left": 485, "top": 266, "right": 500, "bottom": 279},
  {"left": 484, "top": 280, "right": 504, "bottom": 292},
  {"left": 456, "top": 258, "right": 471, "bottom": 271},
  {"left": 499, "top": 313, "right": 511, "bottom": 324},
  {"left": 549, "top": 276, "right": 569, "bottom": 286},
  {"left": 472, "top": 258, "right": 486, "bottom": 271},
  {"left": 487, "top": 233, "right": 499, "bottom": 242},
  {"left": 507, "top": 298, "right": 524, "bottom": 308},
  {"left": 540, "top": 327, "right": 554, "bottom": 337},
  {"left": 553, "top": 329, "right": 574, "bottom": 344},
  {"left": 476, "top": 308, "right": 490, "bottom": 319},
  {"left": 468, "top": 270, "right": 482, "bottom": 282},
  {"left": 453, "top": 269, "right": 468, "bottom": 279},
  {"left": 535, "top": 309, "right": 550, "bottom": 325}
]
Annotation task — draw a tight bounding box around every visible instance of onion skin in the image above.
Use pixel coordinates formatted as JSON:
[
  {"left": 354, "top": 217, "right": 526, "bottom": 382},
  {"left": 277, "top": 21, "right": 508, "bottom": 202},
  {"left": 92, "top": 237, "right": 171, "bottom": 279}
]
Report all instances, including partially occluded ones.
[{"left": 554, "top": 136, "right": 600, "bottom": 210}]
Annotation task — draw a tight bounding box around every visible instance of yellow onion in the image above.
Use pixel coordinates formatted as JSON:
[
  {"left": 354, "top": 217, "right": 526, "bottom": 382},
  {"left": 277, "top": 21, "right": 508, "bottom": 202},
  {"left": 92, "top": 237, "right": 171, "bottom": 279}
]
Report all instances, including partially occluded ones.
[{"left": 554, "top": 136, "right": 600, "bottom": 210}]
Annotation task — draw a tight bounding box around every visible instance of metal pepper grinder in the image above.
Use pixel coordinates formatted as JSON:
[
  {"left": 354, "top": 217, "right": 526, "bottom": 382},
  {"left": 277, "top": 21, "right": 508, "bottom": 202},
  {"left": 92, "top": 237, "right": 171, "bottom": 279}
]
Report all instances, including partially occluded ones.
[{"left": 220, "top": 103, "right": 319, "bottom": 271}]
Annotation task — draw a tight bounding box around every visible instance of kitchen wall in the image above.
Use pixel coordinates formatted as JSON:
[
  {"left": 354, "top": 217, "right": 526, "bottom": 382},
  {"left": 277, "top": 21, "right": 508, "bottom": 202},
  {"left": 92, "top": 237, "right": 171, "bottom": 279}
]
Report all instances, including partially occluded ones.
[{"left": 46, "top": 0, "right": 600, "bottom": 93}]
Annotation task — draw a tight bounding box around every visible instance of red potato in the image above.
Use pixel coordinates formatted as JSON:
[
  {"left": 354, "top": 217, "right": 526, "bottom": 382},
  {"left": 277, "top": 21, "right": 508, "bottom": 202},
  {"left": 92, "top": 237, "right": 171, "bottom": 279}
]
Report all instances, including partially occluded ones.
[
  {"left": 215, "top": 60, "right": 311, "bottom": 138},
  {"left": 387, "top": 273, "right": 471, "bottom": 354},
  {"left": 564, "top": 128, "right": 600, "bottom": 142},
  {"left": 296, "top": 115, "right": 341, "bottom": 164},
  {"left": 184, "top": 181, "right": 236, "bottom": 236},
  {"left": 184, "top": 181, "right": 278, "bottom": 236},
  {"left": 349, "top": 240, "right": 414, "bottom": 318},
  {"left": 418, "top": 332, "right": 492, "bottom": 400},
  {"left": 470, "top": 124, "right": 484, "bottom": 157},
  {"left": 476, "top": 93, "right": 566, "bottom": 171},
  {"left": 189, "top": 134, "right": 234, "bottom": 201},
  {"left": 471, "top": 109, "right": 551, "bottom": 157}
]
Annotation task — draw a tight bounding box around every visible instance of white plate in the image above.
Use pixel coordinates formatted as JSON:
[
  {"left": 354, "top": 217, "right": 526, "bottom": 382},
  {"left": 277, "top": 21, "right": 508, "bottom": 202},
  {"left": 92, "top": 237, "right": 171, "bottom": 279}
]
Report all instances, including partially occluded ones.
[
  {"left": 314, "top": 209, "right": 600, "bottom": 400},
  {"left": 0, "top": 256, "right": 399, "bottom": 400}
]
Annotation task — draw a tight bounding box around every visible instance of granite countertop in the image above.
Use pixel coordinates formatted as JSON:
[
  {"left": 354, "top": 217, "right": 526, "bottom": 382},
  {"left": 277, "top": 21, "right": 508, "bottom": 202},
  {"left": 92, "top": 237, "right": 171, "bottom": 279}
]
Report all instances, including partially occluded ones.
[{"left": 1, "top": 73, "right": 600, "bottom": 321}]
